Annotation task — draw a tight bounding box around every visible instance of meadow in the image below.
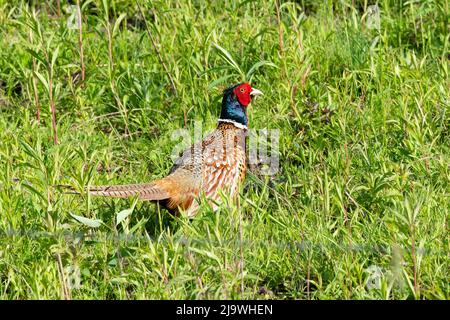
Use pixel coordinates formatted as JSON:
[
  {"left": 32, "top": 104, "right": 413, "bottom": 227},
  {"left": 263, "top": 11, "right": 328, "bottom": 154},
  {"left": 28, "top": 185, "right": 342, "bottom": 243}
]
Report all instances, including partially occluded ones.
[{"left": 0, "top": 0, "right": 448, "bottom": 299}]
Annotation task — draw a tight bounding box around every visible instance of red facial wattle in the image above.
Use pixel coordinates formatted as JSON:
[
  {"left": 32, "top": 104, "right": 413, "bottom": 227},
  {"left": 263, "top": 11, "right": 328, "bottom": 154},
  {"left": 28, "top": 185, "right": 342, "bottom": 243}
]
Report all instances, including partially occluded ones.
[{"left": 233, "top": 83, "right": 253, "bottom": 107}]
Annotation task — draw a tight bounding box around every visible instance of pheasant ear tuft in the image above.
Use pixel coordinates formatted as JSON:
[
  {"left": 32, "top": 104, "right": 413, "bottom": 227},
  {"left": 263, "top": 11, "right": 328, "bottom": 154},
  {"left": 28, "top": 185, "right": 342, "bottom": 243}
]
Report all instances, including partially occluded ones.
[{"left": 223, "top": 83, "right": 241, "bottom": 94}]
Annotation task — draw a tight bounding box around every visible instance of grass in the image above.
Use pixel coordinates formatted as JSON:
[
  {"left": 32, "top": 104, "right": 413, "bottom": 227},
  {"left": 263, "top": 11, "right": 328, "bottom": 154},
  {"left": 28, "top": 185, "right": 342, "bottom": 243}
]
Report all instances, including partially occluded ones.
[{"left": 0, "top": 0, "right": 448, "bottom": 299}]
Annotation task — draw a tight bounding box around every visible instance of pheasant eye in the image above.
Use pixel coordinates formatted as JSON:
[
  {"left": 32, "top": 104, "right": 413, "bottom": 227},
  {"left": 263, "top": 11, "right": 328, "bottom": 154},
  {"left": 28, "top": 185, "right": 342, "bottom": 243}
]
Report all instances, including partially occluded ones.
[{"left": 240, "top": 88, "right": 245, "bottom": 93}]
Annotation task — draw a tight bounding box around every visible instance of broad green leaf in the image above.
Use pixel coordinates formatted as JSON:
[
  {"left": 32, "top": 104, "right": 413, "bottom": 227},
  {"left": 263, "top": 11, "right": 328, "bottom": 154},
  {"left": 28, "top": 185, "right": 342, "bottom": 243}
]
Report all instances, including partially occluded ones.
[
  {"left": 116, "top": 197, "right": 138, "bottom": 226},
  {"left": 213, "top": 42, "right": 244, "bottom": 79},
  {"left": 189, "top": 247, "right": 221, "bottom": 265},
  {"left": 208, "top": 74, "right": 234, "bottom": 89},
  {"left": 25, "top": 48, "right": 45, "bottom": 65},
  {"left": 402, "top": 269, "right": 419, "bottom": 299},
  {"left": 113, "top": 13, "right": 127, "bottom": 37},
  {"left": 21, "top": 183, "right": 47, "bottom": 203},
  {"left": 70, "top": 213, "right": 102, "bottom": 228},
  {"left": 34, "top": 71, "right": 49, "bottom": 93},
  {"left": 51, "top": 45, "right": 59, "bottom": 71},
  {"left": 116, "top": 208, "right": 133, "bottom": 226},
  {"left": 102, "top": 0, "right": 109, "bottom": 21},
  {"left": 246, "top": 60, "right": 277, "bottom": 81},
  {"left": 81, "top": 0, "right": 94, "bottom": 11},
  {"left": 20, "top": 140, "right": 41, "bottom": 162}
]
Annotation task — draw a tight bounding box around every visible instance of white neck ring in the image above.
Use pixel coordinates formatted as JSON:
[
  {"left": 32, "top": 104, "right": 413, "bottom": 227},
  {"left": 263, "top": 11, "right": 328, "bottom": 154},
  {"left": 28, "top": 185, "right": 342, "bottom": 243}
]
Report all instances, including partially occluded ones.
[{"left": 218, "top": 119, "right": 248, "bottom": 130}]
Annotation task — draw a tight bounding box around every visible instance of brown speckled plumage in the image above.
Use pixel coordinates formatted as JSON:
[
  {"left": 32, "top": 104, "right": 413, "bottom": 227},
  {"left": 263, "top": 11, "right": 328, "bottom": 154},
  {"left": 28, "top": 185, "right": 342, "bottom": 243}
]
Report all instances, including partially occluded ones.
[{"left": 88, "top": 122, "right": 247, "bottom": 217}]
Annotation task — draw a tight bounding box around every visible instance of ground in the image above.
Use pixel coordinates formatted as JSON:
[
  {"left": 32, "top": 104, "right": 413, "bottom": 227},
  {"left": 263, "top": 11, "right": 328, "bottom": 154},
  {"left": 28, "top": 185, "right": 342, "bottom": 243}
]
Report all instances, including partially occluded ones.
[{"left": 0, "top": 0, "right": 448, "bottom": 299}]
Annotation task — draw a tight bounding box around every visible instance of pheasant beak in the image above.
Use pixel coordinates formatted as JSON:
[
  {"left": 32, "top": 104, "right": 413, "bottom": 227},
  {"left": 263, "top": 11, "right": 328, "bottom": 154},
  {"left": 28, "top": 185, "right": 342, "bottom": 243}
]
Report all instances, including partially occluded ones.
[{"left": 250, "top": 88, "right": 263, "bottom": 97}]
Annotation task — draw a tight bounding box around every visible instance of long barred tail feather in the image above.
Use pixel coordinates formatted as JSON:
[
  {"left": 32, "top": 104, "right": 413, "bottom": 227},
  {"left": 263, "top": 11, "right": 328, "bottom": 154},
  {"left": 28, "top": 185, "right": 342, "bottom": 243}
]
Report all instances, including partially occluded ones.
[{"left": 56, "top": 183, "right": 170, "bottom": 200}]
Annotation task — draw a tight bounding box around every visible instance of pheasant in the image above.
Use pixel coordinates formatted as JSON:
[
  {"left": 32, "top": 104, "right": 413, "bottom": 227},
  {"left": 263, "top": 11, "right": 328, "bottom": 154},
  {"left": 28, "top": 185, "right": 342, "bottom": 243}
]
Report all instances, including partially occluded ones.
[{"left": 76, "top": 83, "right": 263, "bottom": 217}]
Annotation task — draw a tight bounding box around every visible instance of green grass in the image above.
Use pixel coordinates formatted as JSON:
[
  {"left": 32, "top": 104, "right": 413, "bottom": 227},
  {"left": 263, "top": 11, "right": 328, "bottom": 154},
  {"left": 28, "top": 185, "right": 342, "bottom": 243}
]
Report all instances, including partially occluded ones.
[{"left": 0, "top": 0, "right": 448, "bottom": 299}]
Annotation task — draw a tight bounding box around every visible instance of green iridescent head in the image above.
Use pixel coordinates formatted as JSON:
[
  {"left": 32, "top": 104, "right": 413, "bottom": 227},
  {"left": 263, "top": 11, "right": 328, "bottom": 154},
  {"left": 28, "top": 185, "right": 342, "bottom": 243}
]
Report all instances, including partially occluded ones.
[{"left": 219, "top": 83, "right": 263, "bottom": 126}]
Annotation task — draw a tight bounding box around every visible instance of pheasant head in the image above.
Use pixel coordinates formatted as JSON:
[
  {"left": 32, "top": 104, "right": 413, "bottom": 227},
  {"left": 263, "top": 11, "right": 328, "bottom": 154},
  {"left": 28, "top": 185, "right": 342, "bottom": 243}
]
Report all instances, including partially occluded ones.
[{"left": 219, "top": 83, "right": 263, "bottom": 128}]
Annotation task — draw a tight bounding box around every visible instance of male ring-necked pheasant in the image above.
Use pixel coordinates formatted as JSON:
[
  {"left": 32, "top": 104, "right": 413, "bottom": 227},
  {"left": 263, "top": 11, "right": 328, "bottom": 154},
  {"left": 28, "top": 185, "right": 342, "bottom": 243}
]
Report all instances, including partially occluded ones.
[{"left": 80, "top": 83, "right": 263, "bottom": 217}]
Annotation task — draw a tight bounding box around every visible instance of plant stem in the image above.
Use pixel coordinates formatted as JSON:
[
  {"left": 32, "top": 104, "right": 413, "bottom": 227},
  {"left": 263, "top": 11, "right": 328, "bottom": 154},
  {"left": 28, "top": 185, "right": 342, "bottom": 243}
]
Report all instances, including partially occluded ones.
[
  {"left": 29, "top": 30, "right": 40, "bottom": 124},
  {"left": 49, "top": 73, "right": 59, "bottom": 145},
  {"left": 76, "top": 0, "right": 85, "bottom": 83},
  {"left": 411, "top": 224, "right": 418, "bottom": 297},
  {"left": 44, "top": 49, "right": 59, "bottom": 145},
  {"left": 275, "top": 0, "right": 284, "bottom": 54},
  {"left": 56, "top": 0, "right": 61, "bottom": 17},
  {"left": 136, "top": 1, "right": 178, "bottom": 96}
]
